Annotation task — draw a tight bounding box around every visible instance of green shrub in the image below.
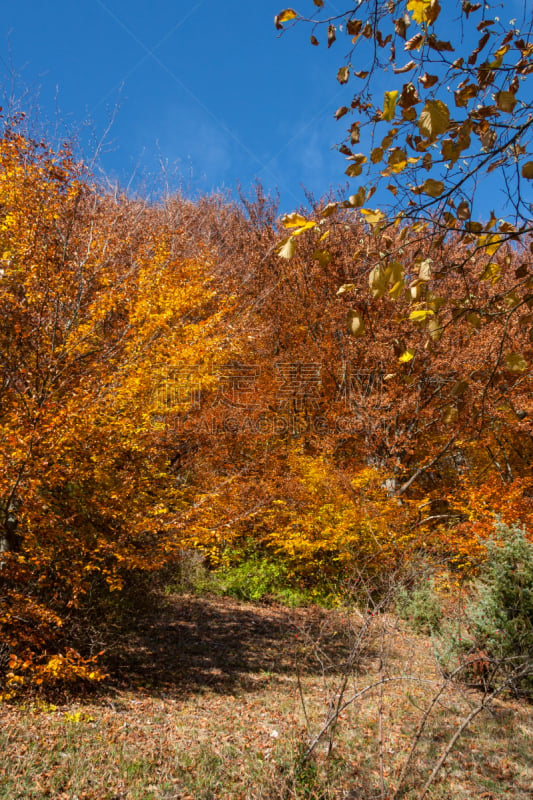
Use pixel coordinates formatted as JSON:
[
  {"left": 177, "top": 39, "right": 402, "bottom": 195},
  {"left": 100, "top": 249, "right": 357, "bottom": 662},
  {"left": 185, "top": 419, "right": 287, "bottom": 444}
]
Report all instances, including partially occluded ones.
[
  {"left": 471, "top": 521, "right": 533, "bottom": 687},
  {"left": 395, "top": 579, "right": 442, "bottom": 634},
  {"left": 216, "top": 553, "right": 339, "bottom": 606},
  {"left": 440, "top": 521, "right": 533, "bottom": 694},
  {"left": 216, "top": 555, "right": 289, "bottom": 603}
]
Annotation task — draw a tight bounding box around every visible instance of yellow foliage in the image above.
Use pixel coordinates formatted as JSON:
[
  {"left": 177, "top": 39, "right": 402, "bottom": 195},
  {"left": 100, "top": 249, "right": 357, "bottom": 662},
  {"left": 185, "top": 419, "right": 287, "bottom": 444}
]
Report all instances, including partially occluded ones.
[{"left": 0, "top": 124, "right": 226, "bottom": 693}]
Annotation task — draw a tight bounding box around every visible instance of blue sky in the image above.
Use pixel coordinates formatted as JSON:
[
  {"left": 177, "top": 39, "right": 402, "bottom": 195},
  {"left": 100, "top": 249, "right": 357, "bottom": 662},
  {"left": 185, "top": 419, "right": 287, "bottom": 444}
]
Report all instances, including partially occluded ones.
[
  {"left": 1, "top": 1, "right": 353, "bottom": 210},
  {"left": 1, "top": 1, "right": 529, "bottom": 219}
]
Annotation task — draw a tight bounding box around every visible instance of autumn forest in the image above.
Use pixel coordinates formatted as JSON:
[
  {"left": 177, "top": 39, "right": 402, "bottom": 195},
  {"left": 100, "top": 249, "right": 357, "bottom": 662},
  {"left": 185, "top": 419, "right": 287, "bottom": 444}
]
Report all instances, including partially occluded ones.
[
  {"left": 0, "top": 102, "right": 531, "bottom": 691},
  {"left": 2, "top": 1, "right": 533, "bottom": 797}
]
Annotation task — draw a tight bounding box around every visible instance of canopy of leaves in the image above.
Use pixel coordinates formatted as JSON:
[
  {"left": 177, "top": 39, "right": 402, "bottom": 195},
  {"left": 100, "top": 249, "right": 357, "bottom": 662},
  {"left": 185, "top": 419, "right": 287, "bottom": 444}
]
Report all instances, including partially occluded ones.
[
  {"left": 273, "top": 0, "right": 533, "bottom": 385},
  {"left": 1, "top": 98, "right": 532, "bottom": 696}
]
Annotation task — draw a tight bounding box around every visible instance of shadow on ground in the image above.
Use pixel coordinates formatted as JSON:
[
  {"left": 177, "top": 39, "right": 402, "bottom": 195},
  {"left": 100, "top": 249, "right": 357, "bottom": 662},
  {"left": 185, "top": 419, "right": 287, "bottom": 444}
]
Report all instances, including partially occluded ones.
[{"left": 99, "top": 592, "right": 364, "bottom": 698}]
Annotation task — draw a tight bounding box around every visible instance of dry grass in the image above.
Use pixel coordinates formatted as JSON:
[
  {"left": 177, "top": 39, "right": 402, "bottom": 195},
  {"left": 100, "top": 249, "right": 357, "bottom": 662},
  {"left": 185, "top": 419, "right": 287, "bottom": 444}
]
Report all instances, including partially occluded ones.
[{"left": 1, "top": 592, "right": 532, "bottom": 799}]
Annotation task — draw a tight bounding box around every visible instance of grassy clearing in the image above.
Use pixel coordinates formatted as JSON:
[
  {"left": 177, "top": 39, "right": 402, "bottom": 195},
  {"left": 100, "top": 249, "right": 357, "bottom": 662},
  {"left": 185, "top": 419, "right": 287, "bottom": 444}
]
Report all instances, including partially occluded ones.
[{"left": 1, "top": 592, "right": 532, "bottom": 799}]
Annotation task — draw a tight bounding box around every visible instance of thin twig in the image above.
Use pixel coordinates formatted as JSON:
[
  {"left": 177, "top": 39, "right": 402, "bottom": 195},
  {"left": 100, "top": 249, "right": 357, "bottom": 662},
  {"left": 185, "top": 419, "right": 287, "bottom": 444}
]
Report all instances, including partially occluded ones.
[
  {"left": 296, "top": 662, "right": 311, "bottom": 735},
  {"left": 303, "top": 675, "right": 436, "bottom": 761},
  {"left": 391, "top": 660, "right": 473, "bottom": 800},
  {"left": 378, "top": 673, "right": 386, "bottom": 799},
  {"left": 418, "top": 667, "right": 529, "bottom": 800}
]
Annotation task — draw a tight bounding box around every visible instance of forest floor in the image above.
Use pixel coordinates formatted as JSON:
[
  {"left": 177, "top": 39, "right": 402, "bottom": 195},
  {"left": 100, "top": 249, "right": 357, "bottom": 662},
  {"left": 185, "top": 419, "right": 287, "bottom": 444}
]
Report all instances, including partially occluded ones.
[{"left": 1, "top": 592, "right": 532, "bottom": 800}]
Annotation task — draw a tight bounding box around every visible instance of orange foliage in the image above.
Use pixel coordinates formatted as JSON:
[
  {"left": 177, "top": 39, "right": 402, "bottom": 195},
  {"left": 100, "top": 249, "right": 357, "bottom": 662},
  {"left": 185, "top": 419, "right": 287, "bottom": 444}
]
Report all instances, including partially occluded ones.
[
  {"left": 1, "top": 120, "right": 532, "bottom": 696},
  {"left": 168, "top": 188, "right": 532, "bottom": 579},
  {"left": 0, "top": 119, "right": 223, "bottom": 695}
]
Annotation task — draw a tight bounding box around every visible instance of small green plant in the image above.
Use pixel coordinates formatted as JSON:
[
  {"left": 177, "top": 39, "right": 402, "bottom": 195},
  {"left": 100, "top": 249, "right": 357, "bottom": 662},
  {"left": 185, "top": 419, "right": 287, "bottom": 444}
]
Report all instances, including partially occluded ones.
[
  {"left": 395, "top": 579, "right": 442, "bottom": 635},
  {"left": 276, "top": 737, "right": 340, "bottom": 800}
]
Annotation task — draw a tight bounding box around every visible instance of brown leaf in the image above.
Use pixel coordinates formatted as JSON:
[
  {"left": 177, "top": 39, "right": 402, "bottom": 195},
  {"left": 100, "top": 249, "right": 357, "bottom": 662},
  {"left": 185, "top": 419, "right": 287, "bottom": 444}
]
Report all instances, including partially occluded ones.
[
  {"left": 337, "top": 66, "right": 350, "bottom": 84},
  {"left": 394, "top": 16, "right": 409, "bottom": 39},
  {"left": 419, "top": 73, "right": 438, "bottom": 88},
  {"left": 398, "top": 82, "right": 419, "bottom": 108},
  {"left": 335, "top": 106, "right": 349, "bottom": 120},
  {"left": 405, "top": 33, "right": 425, "bottom": 51},
  {"left": 495, "top": 91, "right": 517, "bottom": 113},
  {"left": 393, "top": 60, "right": 416, "bottom": 74},
  {"left": 454, "top": 83, "right": 479, "bottom": 107},
  {"left": 418, "top": 100, "right": 450, "bottom": 139},
  {"left": 427, "top": 34, "right": 454, "bottom": 52},
  {"left": 346, "top": 19, "right": 362, "bottom": 36}
]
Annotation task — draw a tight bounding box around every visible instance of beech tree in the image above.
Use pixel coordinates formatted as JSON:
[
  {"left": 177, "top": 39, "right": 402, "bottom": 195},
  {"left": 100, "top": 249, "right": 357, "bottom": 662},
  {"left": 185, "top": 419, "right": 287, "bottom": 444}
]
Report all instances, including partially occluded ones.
[
  {"left": 271, "top": 1, "right": 533, "bottom": 522},
  {"left": 274, "top": 0, "right": 533, "bottom": 365},
  {"left": 0, "top": 118, "right": 224, "bottom": 694}
]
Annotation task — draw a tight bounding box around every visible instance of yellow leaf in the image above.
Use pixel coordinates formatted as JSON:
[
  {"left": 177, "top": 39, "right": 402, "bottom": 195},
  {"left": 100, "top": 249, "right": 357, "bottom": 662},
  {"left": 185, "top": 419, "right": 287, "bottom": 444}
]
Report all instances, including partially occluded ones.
[
  {"left": 480, "top": 234, "right": 502, "bottom": 256},
  {"left": 389, "top": 279, "right": 405, "bottom": 299},
  {"left": 382, "top": 90, "right": 399, "bottom": 122},
  {"left": 480, "top": 262, "right": 501, "bottom": 283},
  {"left": 409, "top": 308, "right": 434, "bottom": 321},
  {"left": 369, "top": 265, "right": 388, "bottom": 298},
  {"left": 277, "top": 236, "right": 296, "bottom": 259},
  {"left": 388, "top": 148, "right": 408, "bottom": 173},
  {"left": 348, "top": 186, "right": 366, "bottom": 207},
  {"left": 345, "top": 163, "right": 363, "bottom": 177},
  {"left": 345, "top": 154, "right": 367, "bottom": 178},
  {"left": 418, "top": 100, "right": 450, "bottom": 139},
  {"left": 312, "top": 249, "right": 331, "bottom": 267},
  {"left": 347, "top": 309, "right": 365, "bottom": 337},
  {"left": 428, "top": 316, "right": 443, "bottom": 340},
  {"left": 505, "top": 353, "right": 528, "bottom": 373},
  {"left": 360, "top": 208, "right": 385, "bottom": 225},
  {"left": 275, "top": 9, "right": 298, "bottom": 28},
  {"left": 350, "top": 153, "right": 366, "bottom": 164},
  {"left": 386, "top": 260, "right": 403, "bottom": 284},
  {"left": 505, "top": 290, "right": 521, "bottom": 309},
  {"left": 399, "top": 349, "right": 415, "bottom": 362},
  {"left": 467, "top": 312, "right": 481, "bottom": 329},
  {"left": 407, "top": 0, "right": 431, "bottom": 24},
  {"left": 292, "top": 221, "right": 317, "bottom": 236},
  {"left": 420, "top": 178, "right": 445, "bottom": 197},
  {"left": 337, "top": 283, "right": 356, "bottom": 295},
  {"left": 282, "top": 212, "right": 308, "bottom": 228}
]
